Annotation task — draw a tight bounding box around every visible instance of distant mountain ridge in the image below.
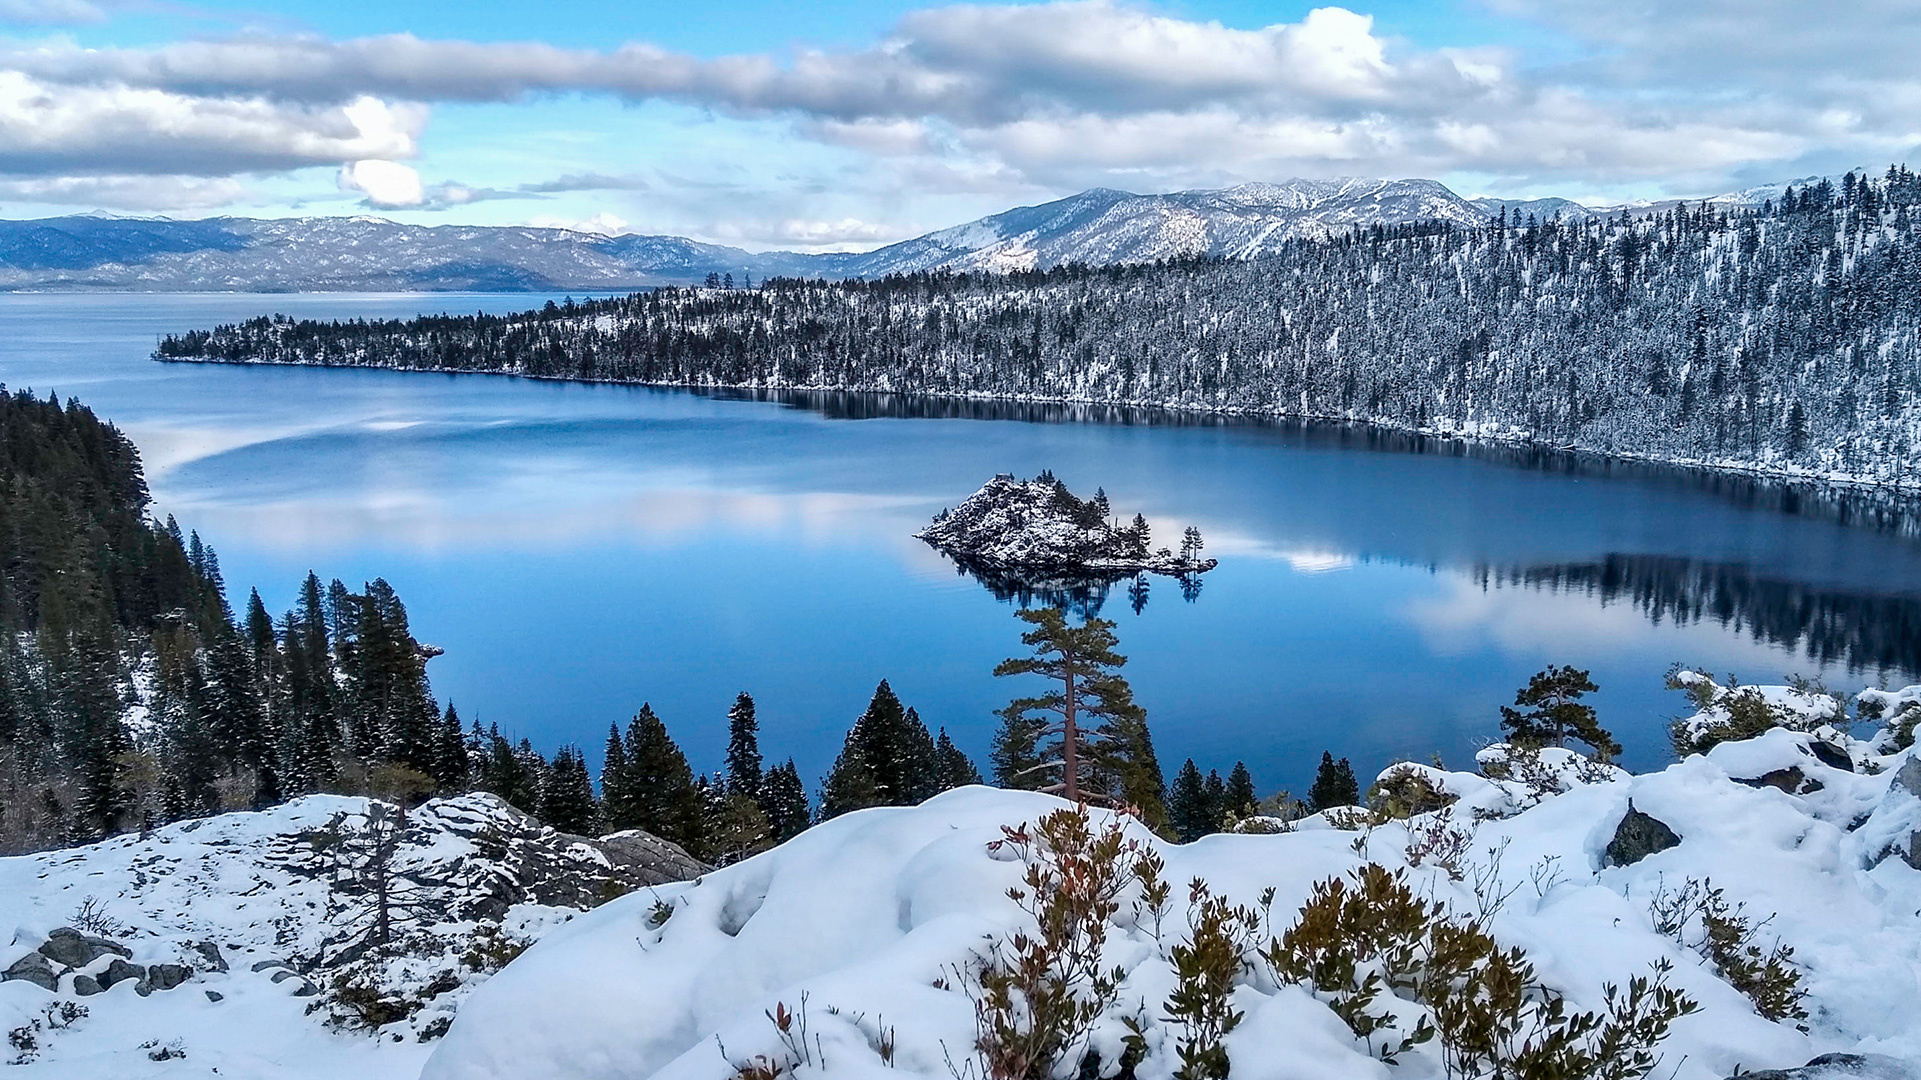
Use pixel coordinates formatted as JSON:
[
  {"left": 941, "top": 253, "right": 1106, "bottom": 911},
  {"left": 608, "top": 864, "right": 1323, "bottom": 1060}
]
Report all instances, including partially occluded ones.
[{"left": 0, "top": 174, "right": 1812, "bottom": 292}]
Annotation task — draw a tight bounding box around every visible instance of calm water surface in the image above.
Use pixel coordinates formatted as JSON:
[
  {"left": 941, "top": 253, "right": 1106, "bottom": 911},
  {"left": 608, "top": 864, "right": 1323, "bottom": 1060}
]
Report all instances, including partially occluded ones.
[{"left": 3, "top": 292, "right": 1918, "bottom": 794}]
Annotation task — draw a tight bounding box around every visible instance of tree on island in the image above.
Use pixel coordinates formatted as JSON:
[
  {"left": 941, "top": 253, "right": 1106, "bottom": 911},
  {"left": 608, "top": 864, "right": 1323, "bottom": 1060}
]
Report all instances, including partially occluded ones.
[
  {"left": 990, "top": 608, "right": 1167, "bottom": 826},
  {"left": 1307, "top": 752, "right": 1359, "bottom": 810},
  {"left": 1500, "top": 665, "right": 1620, "bottom": 760}
]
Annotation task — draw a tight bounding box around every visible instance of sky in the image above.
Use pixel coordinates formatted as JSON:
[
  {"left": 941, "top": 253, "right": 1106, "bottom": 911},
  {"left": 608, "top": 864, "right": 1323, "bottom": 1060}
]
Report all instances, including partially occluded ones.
[{"left": 0, "top": 0, "right": 1916, "bottom": 250}]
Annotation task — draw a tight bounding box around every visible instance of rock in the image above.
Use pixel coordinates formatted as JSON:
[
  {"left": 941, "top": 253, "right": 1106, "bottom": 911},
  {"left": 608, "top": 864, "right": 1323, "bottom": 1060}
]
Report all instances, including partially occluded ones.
[
  {"left": 251, "top": 959, "right": 288, "bottom": 972},
  {"left": 1894, "top": 757, "right": 1921, "bottom": 798},
  {"left": 1735, "top": 766, "right": 1823, "bottom": 795},
  {"left": 3, "top": 951, "right": 58, "bottom": 991},
  {"left": 148, "top": 963, "right": 192, "bottom": 991},
  {"left": 72, "top": 974, "right": 103, "bottom": 996},
  {"left": 1807, "top": 740, "right": 1853, "bottom": 772},
  {"left": 1904, "top": 830, "right": 1921, "bottom": 872},
  {"left": 205, "top": 990, "right": 224, "bottom": 1002},
  {"left": 1727, "top": 1052, "right": 1920, "bottom": 1079},
  {"left": 1605, "top": 802, "right": 1681, "bottom": 867},
  {"left": 288, "top": 979, "right": 319, "bottom": 997},
  {"left": 191, "top": 941, "right": 229, "bottom": 973},
  {"left": 99, "top": 957, "right": 146, "bottom": 990},
  {"left": 270, "top": 969, "right": 302, "bottom": 983},
  {"left": 38, "top": 927, "right": 130, "bottom": 969}
]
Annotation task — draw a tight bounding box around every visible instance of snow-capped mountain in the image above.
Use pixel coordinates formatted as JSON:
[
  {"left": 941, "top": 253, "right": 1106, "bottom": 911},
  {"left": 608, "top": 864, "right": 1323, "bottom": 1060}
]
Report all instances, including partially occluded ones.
[{"left": 0, "top": 174, "right": 1800, "bottom": 292}]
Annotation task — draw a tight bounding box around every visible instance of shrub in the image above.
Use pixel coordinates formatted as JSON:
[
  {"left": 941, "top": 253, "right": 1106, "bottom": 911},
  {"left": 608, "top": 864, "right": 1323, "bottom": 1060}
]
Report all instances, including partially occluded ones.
[
  {"left": 963, "top": 807, "right": 1142, "bottom": 1080},
  {"left": 1155, "top": 880, "right": 1261, "bottom": 1080},
  {"left": 1647, "top": 878, "right": 1806, "bottom": 1023},
  {"left": 1367, "top": 767, "right": 1457, "bottom": 820},
  {"left": 1269, "top": 866, "right": 1697, "bottom": 1078}
]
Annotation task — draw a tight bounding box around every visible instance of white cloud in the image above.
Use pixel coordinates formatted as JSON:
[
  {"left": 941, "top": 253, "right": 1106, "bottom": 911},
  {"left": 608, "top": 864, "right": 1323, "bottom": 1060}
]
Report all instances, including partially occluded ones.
[
  {"left": 0, "top": 0, "right": 1911, "bottom": 218},
  {"left": 0, "top": 0, "right": 105, "bottom": 25},
  {"left": 526, "top": 211, "right": 628, "bottom": 235},
  {"left": 337, "top": 158, "right": 422, "bottom": 207},
  {"left": 0, "top": 172, "right": 246, "bottom": 209}
]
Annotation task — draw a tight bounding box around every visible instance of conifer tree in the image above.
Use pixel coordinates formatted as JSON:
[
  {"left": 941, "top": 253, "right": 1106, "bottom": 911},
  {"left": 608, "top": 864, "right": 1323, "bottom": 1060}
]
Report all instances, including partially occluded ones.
[
  {"left": 1169, "top": 759, "right": 1210, "bottom": 842},
  {"left": 431, "top": 703, "right": 469, "bottom": 793},
  {"left": 992, "top": 608, "right": 1165, "bottom": 824},
  {"left": 932, "top": 728, "right": 983, "bottom": 790},
  {"left": 724, "top": 692, "right": 763, "bottom": 798},
  {"left": 1307, "top": 752, "right": 1359, "bottom": 810},
  {"left": 708, "top": 789, "right": 772, "bottom": 865},
  {"left": 622, "top": 704, "right": 705, "bottom": 852},
  {"left": 600, "top": 722, "right": 636, "bottom": 830},
  {"left": 990, "top": 702, "right": 1043, "bottom": 790},
  {"left": 819, "top": 681, "right": 938, "bottom": 815},
  {"left": 1224, "top": 761, "right": 1257, "bottom": 822},
  {"left": 1202, "top": 768, "right": 1226, "bottom": 830},
  {"left": 541, "top": 745, "right": 600, "bottom": 835},
  {"left": 1499, "top": 665, "right": 1620, "bottom": 759},
  {"left": 760, "top": 759, "right": 811, "bottom": 841}
]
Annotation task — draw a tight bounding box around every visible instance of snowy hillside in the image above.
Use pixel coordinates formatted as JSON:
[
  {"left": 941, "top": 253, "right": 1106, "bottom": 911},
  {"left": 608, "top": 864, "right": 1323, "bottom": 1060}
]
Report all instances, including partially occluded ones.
[
  {"left": 426, "top": 682, "right": 1921, "bottom": 1080},
  {"left": 0, "top": 792, "right": 702, "bottom": 1077},
  {"left": 0, "top": 174, "right": 1789, "bottom": 291}
]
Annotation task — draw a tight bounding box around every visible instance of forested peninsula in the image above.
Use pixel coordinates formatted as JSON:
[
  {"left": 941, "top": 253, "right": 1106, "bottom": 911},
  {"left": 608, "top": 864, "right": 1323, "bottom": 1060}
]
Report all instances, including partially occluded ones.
[{"left": 158, "top": 169, "right": 1921, "bottom": 488}]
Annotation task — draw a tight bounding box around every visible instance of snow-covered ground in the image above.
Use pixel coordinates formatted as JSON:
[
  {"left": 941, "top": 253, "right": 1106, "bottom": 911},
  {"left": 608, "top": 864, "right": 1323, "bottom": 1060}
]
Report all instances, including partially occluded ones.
[
  {"left": 0, "top": 793, "right": 700, "bottom": 1077},
  {"left": 5, "top": 680, "right": 1920, "bottom": 1080},
  {"left": 430, "top": 684, "right": 1921, "bottom": 1080}
]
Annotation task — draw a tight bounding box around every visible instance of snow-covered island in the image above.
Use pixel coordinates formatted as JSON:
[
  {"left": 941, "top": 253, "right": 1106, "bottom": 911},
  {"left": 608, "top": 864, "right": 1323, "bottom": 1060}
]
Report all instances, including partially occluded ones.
[{"left": 917, "top": 473, "right": 1218, "bottom": 579}]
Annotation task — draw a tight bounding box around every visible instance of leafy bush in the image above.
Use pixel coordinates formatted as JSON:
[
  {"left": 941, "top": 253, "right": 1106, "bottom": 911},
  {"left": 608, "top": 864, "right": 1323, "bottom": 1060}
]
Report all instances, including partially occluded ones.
[
  {"left": 1268, "top": 866, "right": 1697, "bottom": 1078},
  {"left": 1154, "top": 880, "right": 1261, "bottom": 1080},
  {"left": 963, "top": 807, "right": 1141, "bottom": 1080},
  {"left": 1648, "top": 878, "right": 1807, "bottom": 1023}
]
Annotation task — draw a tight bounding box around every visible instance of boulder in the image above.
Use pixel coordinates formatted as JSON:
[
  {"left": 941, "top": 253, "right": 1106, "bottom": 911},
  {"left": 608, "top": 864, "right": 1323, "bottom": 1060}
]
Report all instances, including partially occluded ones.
[
  {"left": 1807, "top": 740, "right": 1853, "bottom": 772},
  {"left": 191, "top": 941, "right": 229, "bottom": 973},
  {"left": 204, "top": 990, "right": 224, "bottom": 1003},
  {"left": 1727, "top": 1052, "right": 1919, "bottom": 1079},
  {"left": 148, "top": 963, "right": 192, "bottom": 991},
  {"left": 72, "top": 974, "right": 103, "bottom": 996},
  {"left": 1605, "top": 802, "right": 1681, "bottom": 867},
  {"left": 3, "top": 951, "right": 58, "bottom": 991},
  {"left": 98, "top": 957, "right": 146, "bottom": 991},
  {"left": 1735, "top": 766, "right": 1823, "bottom": 795},
  {"left": 38, "top": 927, "right": 130, "bottom": 969},
  {"left": 1894, "top": 757, "right": 1921, "bottom": 798}
]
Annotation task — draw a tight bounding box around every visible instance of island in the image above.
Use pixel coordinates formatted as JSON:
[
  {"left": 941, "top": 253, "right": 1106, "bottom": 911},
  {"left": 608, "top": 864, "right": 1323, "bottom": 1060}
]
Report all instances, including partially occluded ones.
[{"left": 916, "top": 472, "right": 1218, "bottom": 579}]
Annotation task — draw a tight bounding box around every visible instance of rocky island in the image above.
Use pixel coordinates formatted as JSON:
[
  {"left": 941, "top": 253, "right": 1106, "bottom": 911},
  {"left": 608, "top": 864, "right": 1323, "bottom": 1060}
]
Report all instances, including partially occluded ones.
[{"left": 916, "top": 472, "right": 1218, "bottom": 578}]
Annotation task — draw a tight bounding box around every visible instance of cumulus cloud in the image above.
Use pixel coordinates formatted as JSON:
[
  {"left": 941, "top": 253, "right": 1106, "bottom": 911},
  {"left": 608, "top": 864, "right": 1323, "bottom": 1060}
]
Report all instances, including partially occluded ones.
[
  {"left": 337, "top": 158, "right": 421, "bottom": 207},
  {"left": 0, "top": 74, "right": 423, "bottom": 177},
  {"left": 0, "top": 0, "right": 1909, "bottom": 216},
  {"left": 526, "top": 211, "right": 628, "bottom": 235}
]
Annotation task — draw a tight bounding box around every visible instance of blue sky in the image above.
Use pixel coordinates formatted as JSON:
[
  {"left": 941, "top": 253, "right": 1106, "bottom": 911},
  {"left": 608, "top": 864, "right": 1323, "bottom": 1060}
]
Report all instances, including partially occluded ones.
[{"left": 0, "top": 0, "right": 1912, "bottom": 248}]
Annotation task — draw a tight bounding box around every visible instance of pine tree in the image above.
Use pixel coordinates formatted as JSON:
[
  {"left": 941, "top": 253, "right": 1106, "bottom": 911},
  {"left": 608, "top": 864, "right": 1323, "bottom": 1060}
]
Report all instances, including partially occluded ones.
[
  {"left": 1224, "top": 761, "right": 1257, "bottom": 822},
  {"left": 990, "top": 702, "right": 1043, "bottom": 790},
  {"left": 819, "top": 742, "right": 883, "bottom": 820},
  {"left": 431, "top": 702, "right": 469, "bottom": 793},
  {"left": 623, "top": 704, "right": 705, "bottom": 852},
  {"left": 540, "top": 745, "right": 601, "bottom": 835},
  {"left": 708, "top": 789, "right": 772, "bottom": 865},
  {"left": 724, "top": 692, "right": 763, "bottom": 798},
  {"left": 600, "top": 722, "right": 636, "bottom": 830},
  {"left": 760, "top": 759, "right": 811, "bottom": 841},
  {"left": 1169, "top": 759, "right": 1210, "bottom": 842},
  {"left": 356, "top": 579, "right": 438, "bottom": 772},
  {"left": 1202, "top": 769, "right": 1226, "bottom": 830},
  {"left": 932, "top": 728, "right": 982, "bottom": 790},
  {"left": 1499, "top": 665, "right": 1619, "bottom": 759},
  {"left": 992, "top": 608, "right": 1164, "bottom": 824},
  {"left": 1307, "top": 752, "right": 1359, "bottom": 810},
  {"left": 819, "top": 681, "right": 938, "bottom": 815}
]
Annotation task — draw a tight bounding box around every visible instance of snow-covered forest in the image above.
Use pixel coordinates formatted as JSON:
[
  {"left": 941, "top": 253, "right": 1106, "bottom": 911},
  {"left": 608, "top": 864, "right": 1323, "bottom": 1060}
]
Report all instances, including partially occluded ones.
[{"left": 160, "top": 168, "right": 1921, "bottom": 487}]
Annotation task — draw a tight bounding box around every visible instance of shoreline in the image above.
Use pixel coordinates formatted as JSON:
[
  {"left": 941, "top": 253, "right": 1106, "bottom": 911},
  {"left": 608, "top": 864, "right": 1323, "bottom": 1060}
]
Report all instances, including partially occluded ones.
[{"left": 155, "top": 353, "right": 1921, "bottom": 499}]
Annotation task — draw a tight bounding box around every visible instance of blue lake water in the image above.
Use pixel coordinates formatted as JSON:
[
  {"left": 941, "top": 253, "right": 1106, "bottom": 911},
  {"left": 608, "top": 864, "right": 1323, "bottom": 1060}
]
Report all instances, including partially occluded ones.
[{"left": 2, "top": 292, "right": 1918, "bottom": 797}]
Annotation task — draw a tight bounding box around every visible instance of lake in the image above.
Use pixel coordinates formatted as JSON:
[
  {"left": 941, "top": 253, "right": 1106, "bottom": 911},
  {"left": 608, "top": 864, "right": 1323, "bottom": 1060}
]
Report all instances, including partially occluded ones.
[{"left": 3, "top": 292, "right": 1918, "bottom": 798}]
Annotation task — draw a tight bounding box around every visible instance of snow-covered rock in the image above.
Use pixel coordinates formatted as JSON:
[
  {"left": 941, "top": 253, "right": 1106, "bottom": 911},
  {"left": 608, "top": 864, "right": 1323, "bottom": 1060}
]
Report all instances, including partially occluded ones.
[
  {"left": 916, "top": 474, "right": 1215, "bottom": 578},
  {"left": 0, "top": 792, "right": 702, "bottom": 1076}
]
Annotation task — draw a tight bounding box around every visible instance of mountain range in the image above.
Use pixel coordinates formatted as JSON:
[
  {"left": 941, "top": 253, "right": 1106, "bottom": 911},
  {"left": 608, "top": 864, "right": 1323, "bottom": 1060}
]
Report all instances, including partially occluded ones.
[{"left": 0, "top": 175, "right": 1802, "bottom": 292}]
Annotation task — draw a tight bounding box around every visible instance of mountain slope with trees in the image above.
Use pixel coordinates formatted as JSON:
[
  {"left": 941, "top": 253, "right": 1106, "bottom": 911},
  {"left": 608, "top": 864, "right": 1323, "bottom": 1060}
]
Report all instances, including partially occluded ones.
[{"left": 159, "top": 168, "right": 1921, "bottom": 488}]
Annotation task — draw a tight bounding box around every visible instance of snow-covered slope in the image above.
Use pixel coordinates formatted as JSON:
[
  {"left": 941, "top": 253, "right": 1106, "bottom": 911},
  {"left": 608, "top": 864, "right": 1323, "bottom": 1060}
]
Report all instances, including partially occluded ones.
[
  {"left": 428, "top": 692, "right": 1921, "bottom": 1080},
  {"left": 0, "top": 173, "right": 1802, "bottom": 291},
  {"left": 0, "top": 793, "right": 702, "bottom": 1077}
]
